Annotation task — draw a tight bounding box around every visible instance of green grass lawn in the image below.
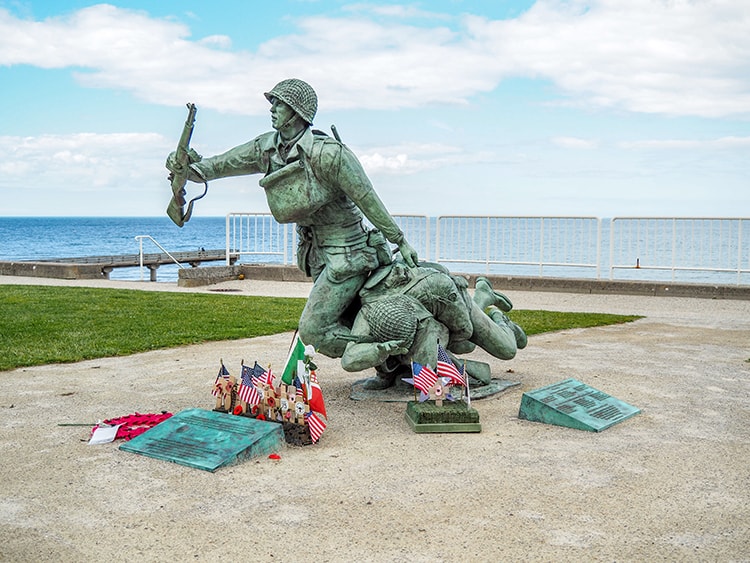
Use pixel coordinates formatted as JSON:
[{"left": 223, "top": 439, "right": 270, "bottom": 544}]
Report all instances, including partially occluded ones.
[{"left": 0, "top": 285, "right": 642, "bottom": 371}]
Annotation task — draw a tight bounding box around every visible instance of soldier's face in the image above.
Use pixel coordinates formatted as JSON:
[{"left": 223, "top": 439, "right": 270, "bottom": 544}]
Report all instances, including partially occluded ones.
[{"left": 269, "top": 97, "right": 296, "bottom": 130}]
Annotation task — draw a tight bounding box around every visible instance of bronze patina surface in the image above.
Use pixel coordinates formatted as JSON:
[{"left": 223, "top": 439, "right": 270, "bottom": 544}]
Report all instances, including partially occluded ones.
[{"left": 165, "top": 79, "right": 526, "bottom": 384}]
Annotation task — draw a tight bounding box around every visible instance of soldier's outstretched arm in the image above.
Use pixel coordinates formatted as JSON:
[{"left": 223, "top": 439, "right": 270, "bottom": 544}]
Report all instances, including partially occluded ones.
[{"left": 190, "top": 138, "right": 267, "bottom": 181}]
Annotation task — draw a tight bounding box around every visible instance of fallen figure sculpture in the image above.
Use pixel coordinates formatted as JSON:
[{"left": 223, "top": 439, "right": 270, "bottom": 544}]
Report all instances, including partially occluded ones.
[{"left": 341, "top": 259, "right": 527, "bottom": 390}]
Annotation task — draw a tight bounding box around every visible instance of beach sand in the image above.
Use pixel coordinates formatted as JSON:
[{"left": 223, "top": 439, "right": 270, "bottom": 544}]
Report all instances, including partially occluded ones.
[{"left": 1, "top": 276, "right": 748, "bottom": 562}]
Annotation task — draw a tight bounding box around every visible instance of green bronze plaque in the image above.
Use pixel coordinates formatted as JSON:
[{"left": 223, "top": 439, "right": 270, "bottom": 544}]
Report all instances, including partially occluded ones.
[
  {"left": 518, "top": 378, "right": 640, "bottom": 432},
  {"left": 119, "top": 408, "right": 284, "bottom": 471}
]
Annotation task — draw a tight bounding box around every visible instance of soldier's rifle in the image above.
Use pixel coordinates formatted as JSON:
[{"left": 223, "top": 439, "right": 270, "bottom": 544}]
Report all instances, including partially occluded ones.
[{"left": 166, "top": 103, "right": 207, "bottom": 227}]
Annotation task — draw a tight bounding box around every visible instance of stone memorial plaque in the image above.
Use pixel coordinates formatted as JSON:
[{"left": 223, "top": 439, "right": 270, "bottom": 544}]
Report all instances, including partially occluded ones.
[
  {"left": 119, "top": 408, "right": 284, "bottom": 471},
  {"left": 518, "top": 378, "right": 640, "bottom": 432}
]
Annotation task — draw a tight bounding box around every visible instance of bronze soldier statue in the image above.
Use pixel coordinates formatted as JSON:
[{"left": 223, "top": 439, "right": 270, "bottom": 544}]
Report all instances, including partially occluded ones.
[{"left": 166, "top": 79, "right": 418, "bottom": 358}]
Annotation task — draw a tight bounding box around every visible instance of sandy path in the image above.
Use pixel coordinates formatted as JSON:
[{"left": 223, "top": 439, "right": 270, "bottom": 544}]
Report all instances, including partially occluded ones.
[{"left": 1, "top": 276, "right": 748, "bottom": 562}]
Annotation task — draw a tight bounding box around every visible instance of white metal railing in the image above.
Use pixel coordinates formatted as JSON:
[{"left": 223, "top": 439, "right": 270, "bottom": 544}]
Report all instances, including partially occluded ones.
[
  {"left": 608, "top": 217, "right": 749, "bottom": 284},
  {"left": 435, "top": 216, "right": 602, "bottom": 278},
  {"left": 225, "top": 213, "right": 430, "bottom": 266},
  {"left": 391, "top": 215, "right": 431, "bottom": 262},
  {"left": 224, "top": 214, "right": 750, "bottom": 286},
  {"left": 134, "top": 235, "right": 185, "bottom": 282},
  {"left": 225, "top": 213, "right": 296, "bottom": 266}
]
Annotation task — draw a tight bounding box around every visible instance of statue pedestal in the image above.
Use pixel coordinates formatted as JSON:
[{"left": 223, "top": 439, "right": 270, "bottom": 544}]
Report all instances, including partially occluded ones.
[
  {"left": 404, "top": 400, "right": 481, "bottom": 433},
  {"left": 352, "top": 377, "right": 520, "bottom": 402}
]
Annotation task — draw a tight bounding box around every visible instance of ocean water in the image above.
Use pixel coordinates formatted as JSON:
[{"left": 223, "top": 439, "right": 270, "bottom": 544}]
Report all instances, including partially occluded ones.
[
  {"left": 1, "top": 216, "right": 748, "bottom": 285},
  {"left": 0, "top": 216, "right": 228, "bottom": 281}
]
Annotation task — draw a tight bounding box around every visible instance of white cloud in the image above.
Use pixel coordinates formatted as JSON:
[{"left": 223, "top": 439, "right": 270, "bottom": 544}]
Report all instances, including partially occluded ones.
[
  {"left": 621, "top": 136, "right": 750, "bottom": 150},
  {"left": 0, "top": 132, "right": 170, "bottom": 190},
  {"left": 343, "top": 3, "right": 450, "bottom": 20},
  {"left": 198, "top": 35, "right": 232, "bottom": 49},
  {"left": 360, "top": 152, "right": 413, "bottom": 173},
  {"left": 356, "top": 142, "right": 495, "bottom": 175},
  {"left": 1, "top": 1, "right": 747, "bottom": 117},
  {"left": 551, "top": 137, "right": 599, "bottom": 149},
  {"left": 467, "top": 0, "right": 750, "bottom": 117}
]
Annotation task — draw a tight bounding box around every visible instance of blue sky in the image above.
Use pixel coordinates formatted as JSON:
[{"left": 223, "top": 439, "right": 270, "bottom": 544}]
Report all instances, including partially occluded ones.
[{"left": 1, "top": 0, "right": 748, "bottom": 218}]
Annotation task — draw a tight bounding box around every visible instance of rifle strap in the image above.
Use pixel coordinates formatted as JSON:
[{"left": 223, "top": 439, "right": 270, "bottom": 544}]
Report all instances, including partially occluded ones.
[{"left": 181, "top": 179, "right": 209, "bottom": 224}]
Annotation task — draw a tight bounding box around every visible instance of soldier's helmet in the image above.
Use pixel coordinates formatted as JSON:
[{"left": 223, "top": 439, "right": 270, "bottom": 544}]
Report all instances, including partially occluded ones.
[
  {"left": 264, "top": 79, "right": 318, "bottom": 125},
  {"left": 361, "top": 294, "right": 419, "bottom": 349}
]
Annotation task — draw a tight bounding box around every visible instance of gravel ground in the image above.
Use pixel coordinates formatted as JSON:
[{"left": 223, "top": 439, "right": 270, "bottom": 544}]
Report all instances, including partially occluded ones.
[{"left": 1, "top": 276, "right": 748, "bottom": 562}]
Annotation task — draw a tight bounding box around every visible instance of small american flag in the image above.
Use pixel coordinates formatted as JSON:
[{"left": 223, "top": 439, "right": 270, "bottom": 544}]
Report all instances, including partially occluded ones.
[
  {"left": 412, "top": 362, "right": 438, "bottom": 394},
  {"left": 211, "top": 363, "right": 230, "bottom": 397},
  {"left": 238, "top": 363, "right": 261, "bottom": 405},
  {"left": 437, "top": 344, "right": 465, "bottom": 386},
  {"left": 305, "top": 411, "right": 326, "bottom": 443},
  {"left": 294, "top": 377, "right": 304, "bottom": 399},
  {"left": 247, "top": 362, "right": 267, "bottom": 386}
]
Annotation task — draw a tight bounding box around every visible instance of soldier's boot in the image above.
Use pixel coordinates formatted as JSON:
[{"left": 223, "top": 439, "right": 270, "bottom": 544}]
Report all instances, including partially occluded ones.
[
  {"left": 486, "top": 305, "right": 528, "bottom": 350},
  {"left": 474, "top": 277, "right": 513, "bottom": 312}
]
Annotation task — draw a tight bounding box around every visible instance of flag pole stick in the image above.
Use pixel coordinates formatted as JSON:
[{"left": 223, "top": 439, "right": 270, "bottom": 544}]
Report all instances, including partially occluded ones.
[
  {"left": 288, "top": 329, "right": 299, "bottom": 354},
  {"left": 464, "top": 360, "right": 471, "bottom": 409},
  {"left": 411, "top": 358, "right": 417, "bottom": 402}
]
